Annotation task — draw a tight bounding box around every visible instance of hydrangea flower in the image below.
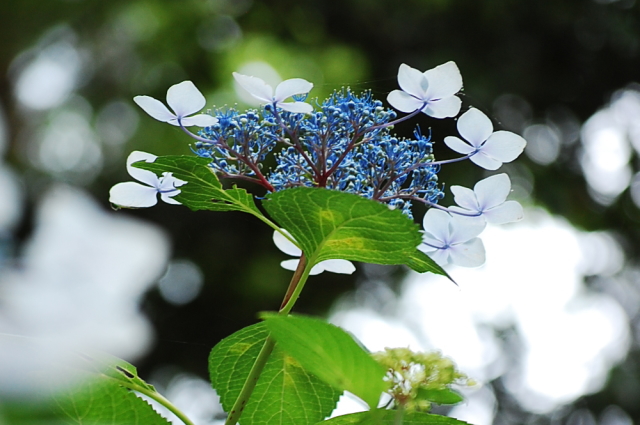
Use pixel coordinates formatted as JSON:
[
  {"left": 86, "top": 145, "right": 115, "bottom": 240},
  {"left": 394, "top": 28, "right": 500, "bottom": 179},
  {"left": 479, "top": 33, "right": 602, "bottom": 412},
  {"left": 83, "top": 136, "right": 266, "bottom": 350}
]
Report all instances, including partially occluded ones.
[
  {"left": 444, "top": 108, "right": 526, "bottom": 170},
  {"left": 109, "top": 151, "right": 186, "bottom": 208},
  {"left": 133, "top": 81, "right": 218, "bottom": 127},
  {"left": 387, "top": 62, "right": 463, "bottom": 119},
  {"left": 273, "top": 230, "right": 356, "bottom": 275},
  {"left": 233, "top": 73, "right": 314, "bottom": 114},
  {"left": 419, "top": 209, "right": 486, "bottom": 267},
  {"left": 449, "top": 174, "right": 524, "bottom": 225}
]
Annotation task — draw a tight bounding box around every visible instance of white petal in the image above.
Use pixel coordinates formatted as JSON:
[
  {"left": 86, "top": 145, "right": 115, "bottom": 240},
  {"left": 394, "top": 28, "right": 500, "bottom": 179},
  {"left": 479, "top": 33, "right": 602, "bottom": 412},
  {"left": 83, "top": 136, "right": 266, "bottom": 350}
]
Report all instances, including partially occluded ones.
[
  {"left": 418, "top": 242, "right": 436, "bottom": 254},
  {"left": 160, "top": 172, "right": 188, "bottom": 189},
  {"left": 160, "top": 191, "right": 182, "bottom": 205},
  {"left": 457, "top": 108, "right": 493, "bottom": 147},
  {"left": 126, "top": 151, "right": 159, "bottom": 186},
  {"left": 133, "top": 96, "right": 176, "bottom": 123},
  {"left": 448, "top": 238, "right": 485, "bottom": 267},
  {"left": 447, "top": 208, "right": 486, "bottom": 225},
  {"left": 280, "top": 259, "right": 301, "bottom": 272},
  {"left": 449, "top": 215, "right": 486, "bottom": 243},
  {"left": 397, "top": 64, "right": 429, "bottom": 99},
  {"left": 166, "top": 81, "right": 207, "bottom": 118},
  {"left": 274, "top": 78, "right": 313, "bottom": 102},
  {"left": 474, "top": 174, "right": 511, "bottom": 210},
  {"left": 422, "top": 209, "right": 452, "bottom": 242},
  {"left": 157, "top": 174, "right": 185, "bottom": 205},
  {"left": 308, "top": 263, "right": 325, "bottom": 275},
  {"left": 109, "top": 182, "right": 159, "bottom": 208},
  {"left": 483, "top": 200, "right": 524, "bottom": 224},
  {"left": 420, "top": 235, "right": 446, "bottom": 249},
  {"left": 444, "top": 136, "right": 475, "bottom": 155},
  {"left": 469, "top": 152, "right": 503, "bottom": 170},
  {"left": 424, "top": 96, "right": 461, "bottom": 119},
  {"left": 387, "top": 90, "right": 425, "bottom": 113},
  {"left": 450, "top": 185, "right": 479, "bottom": 211},
  {"left": 316, "top": 259, "right": 356, "bottom": 274},
  {"left": 273, "top": 229, "right": 302, "bottom": 256},
  {"left": 423, "top": 61, "right": 463, "bottom": 100},
  {"left": 426, "top": 247, "right": 452, "bottom": 267},
  {"left": 179, "top": 114, "right": 219, "bottom": 127},
  {"left": 233, "top": 73, "right": 274, "bottom": 103},
  {"left": 277, "top": 101, "right": 313, "bottom": 114},
  {"left": 482, "top": 131, "right": 527, "bottom": 163}
]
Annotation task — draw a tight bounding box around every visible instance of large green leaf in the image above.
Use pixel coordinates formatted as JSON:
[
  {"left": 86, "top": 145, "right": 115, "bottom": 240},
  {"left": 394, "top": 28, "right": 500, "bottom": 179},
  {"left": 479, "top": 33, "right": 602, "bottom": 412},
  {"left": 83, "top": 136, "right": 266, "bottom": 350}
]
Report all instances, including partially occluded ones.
[
  {"left": 209, "top": 322, "right": 341, "bottom": 425},
  {"left": 263, "top": 188, "right": 446, "bottom": 276},
  {"left": 319, "top": 410, "right": 472, "bottom": 425},
  {"left": 261, "top": 314, "right": 389, "bottom": 409},
  {"left": 134, "top": 156, "right": 264, "bottom": 216}
]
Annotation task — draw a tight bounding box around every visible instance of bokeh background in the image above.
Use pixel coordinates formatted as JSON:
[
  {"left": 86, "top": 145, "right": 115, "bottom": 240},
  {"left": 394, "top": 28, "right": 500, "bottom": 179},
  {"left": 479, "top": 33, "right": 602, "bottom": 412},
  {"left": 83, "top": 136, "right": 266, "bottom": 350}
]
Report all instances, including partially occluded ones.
[{"left": 1, "top": 0, "right": 640, "bottom": 424}]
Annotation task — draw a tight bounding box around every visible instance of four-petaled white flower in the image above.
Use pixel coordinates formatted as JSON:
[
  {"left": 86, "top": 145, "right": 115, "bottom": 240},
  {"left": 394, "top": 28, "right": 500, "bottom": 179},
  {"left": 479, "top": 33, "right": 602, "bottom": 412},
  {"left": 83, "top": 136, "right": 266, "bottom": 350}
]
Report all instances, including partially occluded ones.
[
  {"left": 233, "top": 73, "right": 314, "bottom": 114},
  {"left": 419, "top": 209, "right": 486, "bottom": 267},
  {"left": 445, "top": 108, "right": 526, "bottom": 170},
  {"left": 273, "top": 230, "right": 356, "bottom": 275},
  {"left": 109, "top": 151, "right": 187, "bottom": 208},
  {"left": 449, "top": 174, "right": 524, "bottom": 225},
  {"left": 387, "top": 62, "right": 463, "bottom": 119},
  {"left": 133, "top": 81, "right": 219, "bottom": 127}
]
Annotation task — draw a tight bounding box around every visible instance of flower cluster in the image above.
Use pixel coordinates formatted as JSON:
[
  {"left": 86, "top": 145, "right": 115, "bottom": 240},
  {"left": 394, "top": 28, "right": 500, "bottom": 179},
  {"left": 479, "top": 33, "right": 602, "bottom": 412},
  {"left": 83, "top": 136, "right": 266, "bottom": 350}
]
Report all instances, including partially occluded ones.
[
  {"left": 110, "top": 62, "right": 527, "bottom": 270},
  {"left": 373, "top": 347, "right": 474, "bottom": 412}
]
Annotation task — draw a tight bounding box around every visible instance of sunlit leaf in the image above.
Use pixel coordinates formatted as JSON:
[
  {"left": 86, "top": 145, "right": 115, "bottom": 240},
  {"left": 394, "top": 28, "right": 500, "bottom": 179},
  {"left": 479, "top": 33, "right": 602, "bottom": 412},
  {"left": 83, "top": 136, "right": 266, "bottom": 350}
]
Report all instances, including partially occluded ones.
[
  {"left": 208, "top": 322, "right": 341, "bottom": 425},
  {"left": 262, "top": 313, "right": 389, "bottom": 409},
  {"left": 264, "top": 187, "right": 446, "bottom": 276}
]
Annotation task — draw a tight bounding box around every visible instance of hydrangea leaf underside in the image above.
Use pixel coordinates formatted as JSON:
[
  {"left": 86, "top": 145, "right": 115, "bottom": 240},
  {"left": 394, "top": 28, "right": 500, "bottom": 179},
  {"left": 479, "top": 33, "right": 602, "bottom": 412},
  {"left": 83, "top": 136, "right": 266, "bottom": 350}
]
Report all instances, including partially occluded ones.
[
  {"left": 208, "top": 322, "right": 341, "bottom": 425},
  {"left": 264, "top": 187, "right": 446, "bottom": 275},
  {"left": 134, "top": 156, "right": 264, "bottom": 216},
  {"left": 51, "top": 352, "right": 171, "bottom": 425},
  {"left": 53, "top": 378, "right": 171, "bottom": 425},
  {"left": 262, "top": 313, "right": 390, "bottom": 409},
  {"left": 319, "top": 410, "right": 473, "bottom": 425}
]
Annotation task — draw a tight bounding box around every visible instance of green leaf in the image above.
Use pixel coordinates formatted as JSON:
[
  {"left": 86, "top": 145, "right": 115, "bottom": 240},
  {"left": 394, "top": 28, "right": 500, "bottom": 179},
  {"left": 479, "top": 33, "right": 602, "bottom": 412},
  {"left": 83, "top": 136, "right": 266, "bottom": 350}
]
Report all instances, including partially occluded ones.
[
  {"left": 319, "top": 410, "right": 472, "bottom": 425},
  {"left": 209, "top": 322, "right": 341, "bottom": 425},
  {"left": 76, "top": 350, "right": 158, "bottom": 394},
  {"left": 416, "top": 388, "right": 464, "bottom": 405},
  {"left": 261, "top": 314, "right": 389, "bottom": 409},
  {"left": 52, "top": 376, "right": 172, "bottom": 425},
  {"left": 405, "top": 249, "right": 452, "bottom": 280},
  {"left": 134, "top": 155, "right": 264, "bottom": 216},
  {"left": 263, "top": 188, "right": 446, "bottom": 276}
]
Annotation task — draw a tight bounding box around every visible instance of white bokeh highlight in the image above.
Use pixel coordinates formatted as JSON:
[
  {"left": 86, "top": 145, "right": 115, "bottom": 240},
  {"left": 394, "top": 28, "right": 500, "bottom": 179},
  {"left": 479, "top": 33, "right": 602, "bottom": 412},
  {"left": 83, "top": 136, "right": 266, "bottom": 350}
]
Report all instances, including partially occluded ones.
[
  {"left": 330, "top": 208, "right": 630, "bottom": 420},
  {"left": 580, "top": 88, "right": 640, "bottom": 204},
  {"left": 0, "top": 186, "right": 170, "bottom": 396}
]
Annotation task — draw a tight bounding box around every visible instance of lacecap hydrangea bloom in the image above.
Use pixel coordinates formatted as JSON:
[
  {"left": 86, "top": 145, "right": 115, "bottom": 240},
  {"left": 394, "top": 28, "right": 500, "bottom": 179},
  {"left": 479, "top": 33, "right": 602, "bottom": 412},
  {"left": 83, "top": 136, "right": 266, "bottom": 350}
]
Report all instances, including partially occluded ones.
[{"left": 112, "top": 61, "right": 527, "bottom": 269}]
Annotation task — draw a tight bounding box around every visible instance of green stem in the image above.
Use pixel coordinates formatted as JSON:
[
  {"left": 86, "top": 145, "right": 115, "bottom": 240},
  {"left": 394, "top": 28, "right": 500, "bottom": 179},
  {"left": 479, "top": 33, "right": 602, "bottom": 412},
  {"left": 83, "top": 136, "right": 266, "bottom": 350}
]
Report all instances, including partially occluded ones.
[
  {"left": 279, "top": 255, "right": 312, "bottom": 315},
  {"left": 393, "top": 404, "right": 405, "bottom": 425},
  {"left": 247, "top": 210, "right": 300, "bottom": 248},
  {"left": 223, "top": 335, "right": 277, "bottom": 425},
  {"left": 224, "top": 255, "right": 312, "bottom": 425},
  {"left": 127, "top": 382, "right": 196, "bottom": 425}
]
